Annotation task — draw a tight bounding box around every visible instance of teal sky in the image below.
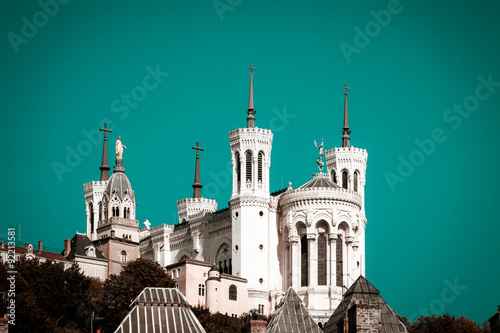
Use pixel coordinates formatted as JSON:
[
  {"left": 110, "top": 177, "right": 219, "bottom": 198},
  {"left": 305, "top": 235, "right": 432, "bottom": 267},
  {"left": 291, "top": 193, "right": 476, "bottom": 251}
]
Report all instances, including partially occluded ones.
[{"left": 1, "top": 0, "right": 499, "bottom": 325}]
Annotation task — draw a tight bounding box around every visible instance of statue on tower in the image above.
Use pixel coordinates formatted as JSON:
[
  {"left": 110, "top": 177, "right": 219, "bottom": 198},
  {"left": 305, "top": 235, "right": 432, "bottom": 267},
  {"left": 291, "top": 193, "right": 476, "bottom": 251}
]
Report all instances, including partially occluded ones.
[
  {"left": 314, "top": 138, "right": 324, "bottom": 172},
  {"left": 116, "top": 136, "right": 127, "bottom": 159}
]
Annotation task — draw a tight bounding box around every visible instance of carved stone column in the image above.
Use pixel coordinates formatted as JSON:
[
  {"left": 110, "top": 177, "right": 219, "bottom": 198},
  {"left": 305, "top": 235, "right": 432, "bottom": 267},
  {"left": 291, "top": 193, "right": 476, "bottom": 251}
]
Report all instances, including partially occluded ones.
[
  {"left": 307, "top": 234, "right": 317, "bottom": 287},
  {"left": 345, "top": 236, "right": 354, "bottom": 287},
  {"left": 290, "top": 237, "right": 299, "bottom": 291},
  {"left": 284, "top": 241, "right": 290, "bottom": 288},
  {"left": 329, "top": 233, "right": 337, "bottom": 286}
]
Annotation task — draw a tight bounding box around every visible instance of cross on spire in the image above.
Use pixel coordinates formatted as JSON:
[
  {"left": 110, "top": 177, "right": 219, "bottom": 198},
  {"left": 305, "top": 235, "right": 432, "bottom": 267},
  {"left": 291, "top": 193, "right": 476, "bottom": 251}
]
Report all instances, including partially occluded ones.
[
  {"left": 343, "top": 83, "right": 350, "bottom": 95},
  {"left": 248, "top": 64, "right": 255, "bottom": 75},
  {"left": 192, "top": 141, "right": 204, "bottom": 198},
  {"left": 99, "top": 123, "right": 112, "bottom": 181}
]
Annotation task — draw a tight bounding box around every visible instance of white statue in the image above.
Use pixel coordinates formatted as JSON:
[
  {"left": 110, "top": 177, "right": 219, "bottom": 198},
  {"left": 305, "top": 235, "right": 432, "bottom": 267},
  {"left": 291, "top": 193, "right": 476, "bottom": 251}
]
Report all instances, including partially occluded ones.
[
  {"left": 314, "top": 138, "right": 324, "bottom": 172},
  {"left": 116, "top": 136, "right": 127, "bottom": 159}
]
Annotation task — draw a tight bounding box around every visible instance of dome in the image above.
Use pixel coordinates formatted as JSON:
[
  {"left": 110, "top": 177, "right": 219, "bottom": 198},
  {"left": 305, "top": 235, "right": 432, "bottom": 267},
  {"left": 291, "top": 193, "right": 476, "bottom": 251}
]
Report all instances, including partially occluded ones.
[
  {"left": 299, "top": 172, "right": 339, "bottom": 189},
  {"left": 104, "top": 170, "right": 135, "bottom": 202}
]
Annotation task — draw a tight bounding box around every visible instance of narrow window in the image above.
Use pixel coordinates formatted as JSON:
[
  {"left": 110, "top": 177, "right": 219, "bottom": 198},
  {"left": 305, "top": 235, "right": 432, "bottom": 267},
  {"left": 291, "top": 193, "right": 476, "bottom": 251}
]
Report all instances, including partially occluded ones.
[
  {"left": 123, "top": 207, "right": 126, "bottom": 218},
  {"left": 223, "top": 259, "right": 228, "bottom": 274},
  {"left": 331, "top": 170, "right": 336, "bottom": 183},
  {"left": 336, "top": 237, "right": 343, "bottom": 287},
  {"left": 219, "top": 261, "right": 223, "bottom": 274},
  {"left": 89, "top": 203, "right": 94, "bottom": 233},
  {"left": 235, "top": 152, "right": 241, "bottom": 182},
  {"left": 318, "top": 234, "right": 327, "bottom": 285},
  {"left": 246, "top": 151, "right": 252, "bottom": 181},
  {"left": 258, "top": 152, "right": 263, "bottom": 182},
  {"left": 229, "top": 285, "right": 237, "bottom": 300},
  {"left": 301, "top": 235, "right": 308, "bottom": 287},
  {"left": 98, "top": 203, "right": 102, "bottom": 221},
  {"left": 199, "top": 284, "right": 205, "bottom": 296},
  {"left": 342, "top": 171, "right": 348, "bottom": 189},
  {"left": 354, "top": 172, "right": 359, "bottom": 192},
  {"left": 229, "top": 258, "right": 232, "bottom": 275},
  {"left": 121, "top": 250, "right": 127, "bottom": 264}
]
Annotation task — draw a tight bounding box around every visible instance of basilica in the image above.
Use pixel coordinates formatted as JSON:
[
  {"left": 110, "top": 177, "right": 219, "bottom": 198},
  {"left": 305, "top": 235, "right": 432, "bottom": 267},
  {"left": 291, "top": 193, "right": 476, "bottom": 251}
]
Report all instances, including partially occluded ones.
[{"left": 79, "top": 66, "right": 368, "bottom": 323}]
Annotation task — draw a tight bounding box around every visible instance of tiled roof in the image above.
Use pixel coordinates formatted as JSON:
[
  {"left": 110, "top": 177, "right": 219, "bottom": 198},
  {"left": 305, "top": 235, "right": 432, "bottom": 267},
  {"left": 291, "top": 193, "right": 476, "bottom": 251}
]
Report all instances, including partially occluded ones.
[
  {"left": 266, "top": 287, "right": 323, "bottom": 333},
  {"left": 299, "top": 173, "right": 340, "bottom": 189},
  {"left": 114, "top": 287, "right": 206, "bottom": 333},
  {"left": 322, "top": 276, "right": 407, "bottom": 333},
  {"left": 65, "top": 233, "right": 107, "bottom": 260},
  {"left": 2, "top": 245, "right": 69, "bottom": 261}
]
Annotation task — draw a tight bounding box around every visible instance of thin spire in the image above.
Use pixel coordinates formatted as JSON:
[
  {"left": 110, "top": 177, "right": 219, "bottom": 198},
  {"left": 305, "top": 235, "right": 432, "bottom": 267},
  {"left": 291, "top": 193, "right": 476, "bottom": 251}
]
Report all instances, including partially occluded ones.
[
  {"left": 246, "top": 64, "right": 256, "bottom": 128},
  {"left": 192, "top": 141, "right": 204, "bottom": 198},
  {"left": 341, "top": 84, "right": 351, "bottom": 148},
  {"left": 99, "top": 123, "right": 112, "bottom": 180}
]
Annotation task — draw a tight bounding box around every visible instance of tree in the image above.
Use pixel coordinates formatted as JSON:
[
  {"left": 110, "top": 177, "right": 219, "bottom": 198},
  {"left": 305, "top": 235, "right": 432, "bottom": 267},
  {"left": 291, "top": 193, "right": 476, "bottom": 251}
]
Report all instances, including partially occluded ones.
[
  {"left": 191, "top": 305, "right": 241, "bottom": 333},
  {"left": 398, "top": 313, "right": 490, "bottom": 333},
  {"left": 95, "top": 258, "right": 175, "bottom": 332}
]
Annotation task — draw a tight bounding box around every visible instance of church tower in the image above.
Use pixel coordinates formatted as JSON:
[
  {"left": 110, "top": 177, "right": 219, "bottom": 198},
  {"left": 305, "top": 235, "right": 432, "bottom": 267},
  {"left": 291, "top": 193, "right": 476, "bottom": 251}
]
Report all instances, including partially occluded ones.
[
  {"left": 325, "top": 84, "right": 368, "bottom": 277},
  {"left": 229, "top": 65, "right": 276, "bottom": 313}
]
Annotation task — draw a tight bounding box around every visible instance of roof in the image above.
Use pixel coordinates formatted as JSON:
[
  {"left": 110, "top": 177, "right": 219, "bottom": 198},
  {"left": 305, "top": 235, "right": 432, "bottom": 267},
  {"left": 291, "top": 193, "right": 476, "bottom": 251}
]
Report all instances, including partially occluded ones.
[
  {"left": 266, "top": 287, "right": 323, "bottom": 333},
  {"left": 0, "top": 242, "right": 69, "bottom": 262},
  {"left": 114, "top": 287, "right": 206, "bottom": 333},
  {"left": 322, "top": 276, "right": 407, "bottom": 333},
  {"left": 299, "top": 173, "right": 340, "bottom": 189},
  {"left": 65, "top": 233, "right": 107, "bottom": 260},
  {"left": 104, "top": 170, "right": 135, "bottom": 202}
]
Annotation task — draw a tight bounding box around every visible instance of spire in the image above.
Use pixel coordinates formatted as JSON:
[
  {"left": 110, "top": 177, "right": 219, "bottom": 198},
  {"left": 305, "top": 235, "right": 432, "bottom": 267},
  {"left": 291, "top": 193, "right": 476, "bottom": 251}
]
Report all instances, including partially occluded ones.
[
  {"left": 246, "top": 64, "right": 256, "bottom": 128},
  {"left": 341, "top": 84, "right": 351, "bottom": 148},
  {"left": 192, "top": 141, "right": 204, "bottom": 198},
  {"left": 99, "top": 123, "right": 112, "bottom": 180}
]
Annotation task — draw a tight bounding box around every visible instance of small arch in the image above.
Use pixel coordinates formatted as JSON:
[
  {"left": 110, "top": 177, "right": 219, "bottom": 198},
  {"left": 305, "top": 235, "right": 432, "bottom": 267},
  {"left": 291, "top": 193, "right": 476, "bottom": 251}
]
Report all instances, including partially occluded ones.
[
  {"left": 331, "top": 170, "right": 337, "bottom": 183},
  {"left": 245, "top": 150, "right": 252, "bottom": 182},
  {"left": 121, "top": 250, "right": 127, "bottom": 264},
  {"left": 342, "top": 170, "right": 348, "bottom": 189},
  {"left": 235, "top": 152, "right": 241, "bottom": 182}
]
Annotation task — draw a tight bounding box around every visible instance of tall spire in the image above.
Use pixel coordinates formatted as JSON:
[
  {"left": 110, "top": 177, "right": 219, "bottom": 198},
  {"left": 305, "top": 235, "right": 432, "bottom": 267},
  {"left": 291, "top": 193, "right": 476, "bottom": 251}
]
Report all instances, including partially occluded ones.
[
  {"left": 192, "top": 141, "right": 204, "bottom": 198},
  {"left": 246, "top": 64, "right": 256, "bottom": 128},
  {"left": 99, "top": 123, "right": 112, "bottom": 180},
  {"left": 341, "top": 84, "right": 351, "bottom": 148}
]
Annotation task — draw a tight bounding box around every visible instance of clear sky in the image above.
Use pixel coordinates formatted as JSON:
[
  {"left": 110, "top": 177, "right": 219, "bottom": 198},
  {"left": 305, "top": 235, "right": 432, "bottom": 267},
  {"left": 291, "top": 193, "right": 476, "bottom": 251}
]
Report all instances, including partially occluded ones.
[{"left": 1, "top": 0, "right": 499, "bottom": 325}]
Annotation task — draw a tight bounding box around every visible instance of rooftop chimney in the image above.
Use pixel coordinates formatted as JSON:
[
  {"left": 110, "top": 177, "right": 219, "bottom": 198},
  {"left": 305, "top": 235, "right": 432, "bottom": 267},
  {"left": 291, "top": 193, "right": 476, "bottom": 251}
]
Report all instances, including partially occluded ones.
[
  {"left": 38, "top": 240, "right": 42, "bottom": 254},
  {"left": 64, "top": 238, "right": 71, "bottom": 257}
]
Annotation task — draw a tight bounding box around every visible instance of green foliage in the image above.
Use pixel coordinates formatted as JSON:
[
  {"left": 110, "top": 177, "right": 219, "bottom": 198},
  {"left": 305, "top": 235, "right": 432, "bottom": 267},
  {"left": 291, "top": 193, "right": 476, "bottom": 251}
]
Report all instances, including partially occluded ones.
[
  {"left": 191, "top": 305, "right": 242, "bottom": 333},
  {"left": 95, "top": 258, "right": 175, "bottom": 332},
  {"left": 398, "top": 313, "right": 490, "bottom": 333}
]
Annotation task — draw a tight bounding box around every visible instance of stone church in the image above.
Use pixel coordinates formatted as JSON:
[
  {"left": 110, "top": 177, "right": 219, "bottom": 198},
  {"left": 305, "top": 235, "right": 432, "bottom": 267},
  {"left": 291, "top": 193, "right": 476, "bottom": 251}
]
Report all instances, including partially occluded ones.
[{"left": 81, "top": 66, "right": 368, "bottom": 323}]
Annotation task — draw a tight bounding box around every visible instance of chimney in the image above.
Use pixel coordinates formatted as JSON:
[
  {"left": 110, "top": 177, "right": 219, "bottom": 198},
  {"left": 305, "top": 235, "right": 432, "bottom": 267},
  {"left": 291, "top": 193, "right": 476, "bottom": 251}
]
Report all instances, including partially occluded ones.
[
  {"left": 25, "top": 242, "right": 28, "bottom": 249},
  {"left": 38, "top": 240, "right": 42, "bottom": 254},
  {"left": 111, "top": 230, "right": 115, "bottom": 238},
  {"left": 64, "top": 238, "right": 71, "bottom": 257},
  {"left": 348, "top": 299, "right": 381, "bottom": 333},
  {"left": 0, "top": 241, "right": 4, "bottom": 249}
]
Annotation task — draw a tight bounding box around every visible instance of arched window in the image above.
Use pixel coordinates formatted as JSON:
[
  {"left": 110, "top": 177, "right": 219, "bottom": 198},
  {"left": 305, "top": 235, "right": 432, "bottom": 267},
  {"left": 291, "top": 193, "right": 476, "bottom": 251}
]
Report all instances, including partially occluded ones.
[
  {"left": 258, "top": 152, "right": 263, "bottom": 182},
  {"left": 199, "top": 284, "right": 205, "bottom": 296},
  {"left": 89, "top": 203, "right": 94, "bottom": 233},
  {"left": 336, "top": 236, "right": 343, "bottom": 287},
  {"left": 223, "top": 259, "right": 228, "bottom": 274},
  {"left": 245, "top": 151, "right": 252, "bottom": 182},
  {"left": 229, "top": 285, "right": 237, "bottom": 300},
  {"left": 98, "top": 203, "right": 102, "bottom": 221},
  {"left": 342, "top": 170, "right": 348, "bottom": 189},
  {"left": 331, "top": 170, "right": 337, "bottom": 183},
  {"left": 235, "top": 152, "right": 241, "bottom": 182},
  {"left": 229, "top": 258, "right": 232, "bottom": 275},
  {"left": 123, "top": 207, "right": 127, "bottom": 218},
  {"left": 317, "top": 234, "right": 327, "bottom": 285},
  {"left": 121, "top": 250, "right": 127, "bottom": 264},
  {"left": 354, "top": 171, "right": 359, "bottom": 192},
  {"left": 300, "top": 235, "right": 308, "bottom": 287},
  {"left": 219, "top": 261, "right": 223, "bottom": 274}
]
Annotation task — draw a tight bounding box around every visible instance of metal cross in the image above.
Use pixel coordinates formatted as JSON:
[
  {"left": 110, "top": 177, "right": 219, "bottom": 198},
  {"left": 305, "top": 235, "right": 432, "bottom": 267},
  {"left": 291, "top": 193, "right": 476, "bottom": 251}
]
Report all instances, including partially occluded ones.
[
  {"left": 192, "top": 141, "right": 204, "bottom": 152},
  {"left": 343, "top": 83, "right": 350, "bottom": 95},
  {"left": 99, "top": 123, "right": 112, "bottom": 138},
  {"left": 248, "top": 64, "right": 255, "bottom": 75}
]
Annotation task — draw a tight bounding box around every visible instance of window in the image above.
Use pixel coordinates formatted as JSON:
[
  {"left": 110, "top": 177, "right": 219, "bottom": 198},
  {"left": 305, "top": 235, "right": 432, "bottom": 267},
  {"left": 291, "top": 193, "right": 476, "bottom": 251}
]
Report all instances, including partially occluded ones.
[
  {"left": 235, "top": 152, "right": 241, "bottom": 182},
  {"left": 331, "top": 170, "right": 337, "bottom": 183},
  {"left": 318, "top": 234, "right": 327, "bottom": 285},
  {"left": 96, "top": 266, "right": 101, "bottom": 279},
  {"left": 175, "top": 283, "right": 179, "bottom": 289},
  {"left": 354, "top": 171, "right": 359, "bottom": 192},
  {"left": 258, "top": 152, "right": 263, "bottom": 181},
  {"left": 229, "top": 285, "right": 237, "bottom": 301},
  {"left": 336, "top": 236, "right": 343, "bottom": 287},
  {"left": 258, "top": 304, "right": 264, "bottom": 314},
  {"left": 98, "top": 203, "right": 102, "bottom": 220},
  {"left": 301, "top": 235, "right": 308, "bottom": 287},
  {"left": 203, "top": 272, "right": 207, "bottom": 278},
  {"left": 199, "top": 284, "right": 205, "bottom": 296},
  {"left": 89, "top": 203, "right": 94, "bottom": 233},
  {"left": 342, "top": 170, "right": 348, "bottom": 189},
  {"left": 82, "top": 264, "right": 87, "bottom": 276},
  {"left": 245, "top": 151, "right": 252, "bottom": 181},
  {"left": 121, "top": 251, "right": 127, "bottom": 264}
]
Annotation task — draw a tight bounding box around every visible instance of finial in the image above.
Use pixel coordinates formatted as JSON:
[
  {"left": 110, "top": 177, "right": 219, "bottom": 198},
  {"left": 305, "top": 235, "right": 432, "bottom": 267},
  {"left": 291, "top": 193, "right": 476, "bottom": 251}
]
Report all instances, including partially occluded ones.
[
  {"left": 114, "top": 136, "right": 126, "bottom": 173},
  {"left": 99, "top": 123, "right": 112, "bottom": 181},
  {"left": 192, "top": 141, "right": 204, "bottom": 198},
  {"left": 342, "top": 84, "right": 351, "bottom": 148},
  {"left": 246, "top": 64, "right": 256, "bottom": 128}
]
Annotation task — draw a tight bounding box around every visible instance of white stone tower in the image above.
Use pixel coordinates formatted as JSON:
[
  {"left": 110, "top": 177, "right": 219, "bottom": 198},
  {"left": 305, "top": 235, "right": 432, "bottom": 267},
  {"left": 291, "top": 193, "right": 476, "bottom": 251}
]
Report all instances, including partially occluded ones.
[
  {"left": 325, "top": 84, "right": 368, "bottom": 277},
  {"left": 229, "top": 65, "right": 278, "bottom": 313}
]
